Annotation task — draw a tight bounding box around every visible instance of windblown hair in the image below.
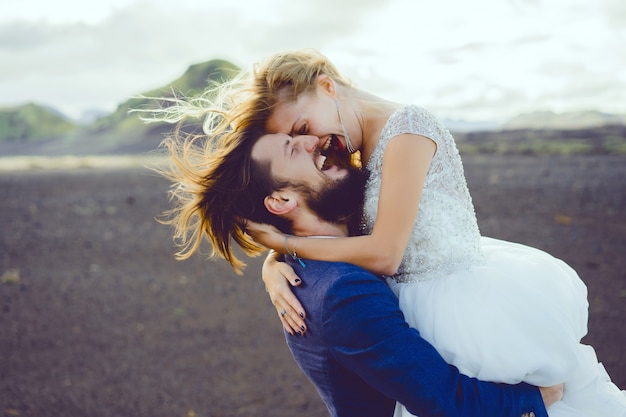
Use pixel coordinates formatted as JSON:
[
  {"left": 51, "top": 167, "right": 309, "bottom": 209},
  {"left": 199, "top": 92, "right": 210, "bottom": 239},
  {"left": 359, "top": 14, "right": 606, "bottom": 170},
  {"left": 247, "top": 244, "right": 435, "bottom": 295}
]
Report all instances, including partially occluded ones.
[
  {"left": 137, "top": 49, "right": 352, "bottom": 273},
  {"left": 157, "top": 124, "right": 293, "bottom": 274},
  {"left": 138, "top": 48, "right": 351, "bottom": 143}
]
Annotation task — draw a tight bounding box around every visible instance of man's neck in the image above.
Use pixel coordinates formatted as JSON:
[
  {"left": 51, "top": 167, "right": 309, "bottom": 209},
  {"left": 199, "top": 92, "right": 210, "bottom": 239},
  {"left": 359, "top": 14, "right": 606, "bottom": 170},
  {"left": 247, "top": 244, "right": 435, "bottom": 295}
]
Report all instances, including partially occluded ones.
[{"left": 290, "top": 211, "right": 349, "bottom": 238}]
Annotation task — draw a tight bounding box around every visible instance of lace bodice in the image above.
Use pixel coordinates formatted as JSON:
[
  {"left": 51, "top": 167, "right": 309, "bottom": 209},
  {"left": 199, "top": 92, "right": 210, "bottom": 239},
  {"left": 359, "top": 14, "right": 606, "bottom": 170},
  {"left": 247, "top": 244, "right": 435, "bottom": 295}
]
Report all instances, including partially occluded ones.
[{"left": 361, "top": 106, "right": 483, "bottom": 282}]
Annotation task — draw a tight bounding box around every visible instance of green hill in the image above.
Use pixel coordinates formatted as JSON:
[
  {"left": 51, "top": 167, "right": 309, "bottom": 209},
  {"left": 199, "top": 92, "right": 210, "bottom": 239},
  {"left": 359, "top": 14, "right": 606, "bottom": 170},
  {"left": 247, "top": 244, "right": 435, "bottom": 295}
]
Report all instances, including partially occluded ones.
[
  {"left": 90, "top": 59, "right": 239, "bottom": 133},
  {"left": 2, "top": 59, "right": 625, "bottom": 157},
  {"left": 82, "top": 59, "right": 240, "bottom": 153},
  {"left": 0, "top": 103, "right": 79, "bottom": 142},
  {"left": 0, "top": 59, "right": 240, "bottom": 155}
]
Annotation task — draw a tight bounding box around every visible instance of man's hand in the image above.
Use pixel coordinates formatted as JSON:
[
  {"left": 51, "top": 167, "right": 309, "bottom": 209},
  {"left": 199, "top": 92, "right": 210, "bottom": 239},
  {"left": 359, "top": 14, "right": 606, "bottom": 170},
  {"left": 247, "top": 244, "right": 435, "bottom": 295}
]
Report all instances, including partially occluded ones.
[{"left": 539, "top": 383, "right": 564, "bottom": 409}]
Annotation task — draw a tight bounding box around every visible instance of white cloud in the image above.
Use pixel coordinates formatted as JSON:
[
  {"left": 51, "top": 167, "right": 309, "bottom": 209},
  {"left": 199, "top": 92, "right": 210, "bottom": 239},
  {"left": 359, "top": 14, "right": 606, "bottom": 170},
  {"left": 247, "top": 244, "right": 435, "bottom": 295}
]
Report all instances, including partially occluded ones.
[
  {"left": 1, "top": 0, "right": 137, "bottom": 24},
  {"left": 0, "top": 0, "right": 624, "bottom": 121}
]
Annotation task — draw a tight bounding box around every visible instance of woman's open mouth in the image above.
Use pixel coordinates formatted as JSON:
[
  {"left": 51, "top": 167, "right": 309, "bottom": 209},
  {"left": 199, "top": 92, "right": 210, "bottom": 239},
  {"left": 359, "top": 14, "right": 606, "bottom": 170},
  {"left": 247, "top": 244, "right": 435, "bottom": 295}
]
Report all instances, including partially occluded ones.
[{"left": 319, "top": 135, "right": 352, "bottom": 171}]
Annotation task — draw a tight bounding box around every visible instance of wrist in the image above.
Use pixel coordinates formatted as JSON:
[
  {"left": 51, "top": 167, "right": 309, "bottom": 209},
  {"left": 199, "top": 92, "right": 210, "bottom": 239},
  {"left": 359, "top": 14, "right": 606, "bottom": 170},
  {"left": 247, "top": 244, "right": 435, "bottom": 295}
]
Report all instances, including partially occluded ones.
[
  {"left": 284, "top": 234, "right": 307, "bottom": 268},
  {"left": 284, "top": 234, "right": 294, "bottom": 257}
]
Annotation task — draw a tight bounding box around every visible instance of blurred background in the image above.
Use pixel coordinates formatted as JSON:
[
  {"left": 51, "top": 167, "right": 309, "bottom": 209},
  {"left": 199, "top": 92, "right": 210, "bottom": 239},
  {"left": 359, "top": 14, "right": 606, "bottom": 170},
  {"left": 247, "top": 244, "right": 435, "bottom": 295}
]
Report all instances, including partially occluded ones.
[
  {"left": 1, "top": 0, "right": 625, "bottom": 125},
  {"left": 1, "top": 1, "right": 625, "bottom": 416}
]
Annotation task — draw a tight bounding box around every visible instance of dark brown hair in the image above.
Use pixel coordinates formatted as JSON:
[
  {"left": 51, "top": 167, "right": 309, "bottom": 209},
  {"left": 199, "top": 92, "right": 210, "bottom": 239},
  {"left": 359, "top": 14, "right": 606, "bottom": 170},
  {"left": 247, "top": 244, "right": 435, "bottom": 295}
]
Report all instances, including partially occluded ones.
[{"left": 158, "top": 124, "right": 290, "bottom": 274}]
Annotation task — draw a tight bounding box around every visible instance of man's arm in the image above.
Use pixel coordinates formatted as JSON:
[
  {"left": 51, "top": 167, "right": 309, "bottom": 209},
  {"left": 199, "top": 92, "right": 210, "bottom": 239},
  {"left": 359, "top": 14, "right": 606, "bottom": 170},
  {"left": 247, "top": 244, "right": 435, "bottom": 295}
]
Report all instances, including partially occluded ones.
[{"left": 323, "top": 270, "right": 551, "bottom": 417}]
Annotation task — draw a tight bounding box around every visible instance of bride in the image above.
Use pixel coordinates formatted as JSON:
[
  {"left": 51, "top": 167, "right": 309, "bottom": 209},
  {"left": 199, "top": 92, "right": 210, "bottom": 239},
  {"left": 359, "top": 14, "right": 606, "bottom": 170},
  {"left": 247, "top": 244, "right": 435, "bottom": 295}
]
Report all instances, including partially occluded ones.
[{"left": 150, "top": 48, "right": 626, "bottom": 417}]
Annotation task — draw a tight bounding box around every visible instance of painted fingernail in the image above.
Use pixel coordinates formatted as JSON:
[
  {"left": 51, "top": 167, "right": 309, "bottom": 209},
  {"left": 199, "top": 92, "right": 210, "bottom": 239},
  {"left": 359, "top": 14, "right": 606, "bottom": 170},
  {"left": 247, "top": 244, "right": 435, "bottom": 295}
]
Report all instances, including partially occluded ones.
[
  {"left": 300, "top": 312, "right": 304, "bottom": 318},
  {"left": 294, "top": 278, "right": 301, "bottom": 283},
  {"left": 297, "top": 331, "right": 302, "bottom": 336},
  {"left": 300, "top": 325, "right": 306, "bottom": 331}
]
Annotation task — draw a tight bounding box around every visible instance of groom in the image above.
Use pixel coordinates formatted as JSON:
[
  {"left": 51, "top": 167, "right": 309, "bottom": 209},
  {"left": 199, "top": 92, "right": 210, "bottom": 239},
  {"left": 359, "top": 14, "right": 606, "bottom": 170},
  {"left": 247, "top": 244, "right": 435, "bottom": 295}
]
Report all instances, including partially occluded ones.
[{"left": 198, "top": 131, "right": 561, "bottom": 417}]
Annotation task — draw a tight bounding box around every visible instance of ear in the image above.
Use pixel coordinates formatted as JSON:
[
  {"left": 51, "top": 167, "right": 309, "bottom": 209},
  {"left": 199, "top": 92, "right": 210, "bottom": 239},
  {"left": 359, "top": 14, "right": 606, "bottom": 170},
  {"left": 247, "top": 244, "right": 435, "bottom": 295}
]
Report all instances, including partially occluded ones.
[
  {"left": 316, "top": 74, "right": 337, "bottom": 97},
  {"left": 264, "top": 190, "right": 298, "bottom": 216}
]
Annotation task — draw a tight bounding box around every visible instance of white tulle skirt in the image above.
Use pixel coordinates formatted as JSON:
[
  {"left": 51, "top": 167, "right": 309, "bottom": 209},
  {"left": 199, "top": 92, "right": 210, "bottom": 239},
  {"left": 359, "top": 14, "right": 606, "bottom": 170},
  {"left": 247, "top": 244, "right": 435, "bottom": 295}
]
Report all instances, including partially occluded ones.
[{"left": 387, "top": 237, "right": 626, "bottom": 417}]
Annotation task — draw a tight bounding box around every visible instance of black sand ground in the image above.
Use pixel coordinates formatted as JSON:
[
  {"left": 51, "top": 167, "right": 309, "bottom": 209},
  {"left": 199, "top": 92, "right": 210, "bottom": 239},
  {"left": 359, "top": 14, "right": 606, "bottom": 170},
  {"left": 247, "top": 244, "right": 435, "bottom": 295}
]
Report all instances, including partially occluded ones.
[{"left": 1, "top": 154, "right": 625, "bottom": 417}]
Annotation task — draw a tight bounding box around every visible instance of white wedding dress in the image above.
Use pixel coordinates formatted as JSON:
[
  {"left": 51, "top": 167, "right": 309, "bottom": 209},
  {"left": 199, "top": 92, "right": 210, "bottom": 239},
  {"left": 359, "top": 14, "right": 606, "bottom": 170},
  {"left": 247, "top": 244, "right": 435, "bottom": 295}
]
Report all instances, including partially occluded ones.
[{"left": 361, "top": 106, "right": 626, "bottom": 417}]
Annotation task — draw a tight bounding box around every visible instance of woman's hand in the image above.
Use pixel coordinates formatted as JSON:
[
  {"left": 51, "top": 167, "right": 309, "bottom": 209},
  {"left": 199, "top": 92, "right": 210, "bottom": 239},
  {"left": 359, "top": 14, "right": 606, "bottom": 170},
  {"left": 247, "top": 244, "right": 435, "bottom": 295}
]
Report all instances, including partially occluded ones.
[
  {"left": 262, "top": 251, "right": 307, "bottom": 336},
  {"left": 539, "top": 384, "right": 564, "bottom": 409},
  {"left": 245, "top": 220, "right": 284, "bottom": 252}
]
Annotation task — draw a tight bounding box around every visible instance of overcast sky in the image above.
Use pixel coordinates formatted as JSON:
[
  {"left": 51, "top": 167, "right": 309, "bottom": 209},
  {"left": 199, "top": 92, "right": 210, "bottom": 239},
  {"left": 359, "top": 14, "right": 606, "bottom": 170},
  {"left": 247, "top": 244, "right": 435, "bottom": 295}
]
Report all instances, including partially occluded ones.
[{"left": 1, "top": 0, "right": 624, "bottom": 123}]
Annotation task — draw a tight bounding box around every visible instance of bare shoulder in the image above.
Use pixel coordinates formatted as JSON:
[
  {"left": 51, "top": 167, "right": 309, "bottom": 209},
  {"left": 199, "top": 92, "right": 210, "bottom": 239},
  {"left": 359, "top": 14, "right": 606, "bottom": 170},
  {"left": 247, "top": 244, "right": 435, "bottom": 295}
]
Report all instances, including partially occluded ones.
[{"left": 384, "top": 133, "right": 436, "bottom": 163}]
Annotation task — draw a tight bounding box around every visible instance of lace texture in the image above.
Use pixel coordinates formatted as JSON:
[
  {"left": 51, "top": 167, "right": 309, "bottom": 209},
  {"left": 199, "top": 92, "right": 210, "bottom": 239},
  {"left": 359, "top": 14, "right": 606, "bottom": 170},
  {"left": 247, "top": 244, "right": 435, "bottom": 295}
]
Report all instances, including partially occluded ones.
[{"left": 361, "top": 106, "right": 483, "bottom": 282}]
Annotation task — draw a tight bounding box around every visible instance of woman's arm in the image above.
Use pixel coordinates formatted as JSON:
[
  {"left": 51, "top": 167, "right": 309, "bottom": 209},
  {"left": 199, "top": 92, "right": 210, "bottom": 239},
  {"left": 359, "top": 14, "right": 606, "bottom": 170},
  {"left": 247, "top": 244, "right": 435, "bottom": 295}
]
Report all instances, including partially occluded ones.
[
  {"left": 262, "top": 250, "right": 307, "bottom": 335},
  {"left": 255, "top": 134, "right": 436, "bottom": 276}
]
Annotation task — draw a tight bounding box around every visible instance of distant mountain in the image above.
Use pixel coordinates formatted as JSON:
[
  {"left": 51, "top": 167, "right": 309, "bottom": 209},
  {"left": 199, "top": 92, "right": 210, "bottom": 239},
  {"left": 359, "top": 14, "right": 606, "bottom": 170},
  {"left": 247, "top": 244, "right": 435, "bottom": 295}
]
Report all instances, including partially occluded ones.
[
  {"left": 444, "top": 118, "right": 505, "bottom": 132},
  {"left": 90, "top": 59, "right": 238, "bottom": 132},
  {"left": 0, "top": 59, "right": 239, "bottom": 156},
  {"left": 454, "top": 124, "right": 626, "bottom": 156},
  {"left": 81, "top": 59, "right": 240, "bottom": 154},
  {"left": 0, "top": 103, "right": 78, "bottom": 142},
  {"left": 77, "top": 108, "right": 110, "bottom": 126},
  {"left": 2, "top": 59, "right": 625, "bottom": 157},
  {"left": 503, "top": 110, "right": 626, "bottom": 130}
]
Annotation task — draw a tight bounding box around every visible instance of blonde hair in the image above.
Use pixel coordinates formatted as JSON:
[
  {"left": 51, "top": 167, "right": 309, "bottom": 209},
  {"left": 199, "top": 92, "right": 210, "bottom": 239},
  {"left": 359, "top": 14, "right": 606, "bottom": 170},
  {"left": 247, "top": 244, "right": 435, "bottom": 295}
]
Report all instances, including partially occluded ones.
[
  {"left": 252, "top": 48, "right": 351, "bottom": 102},
  {"left": 139, "top": 49, "right": 351, "bottom": 272},
  {"left": 156, "top": 127, "right": 262, "bottom": 274}
]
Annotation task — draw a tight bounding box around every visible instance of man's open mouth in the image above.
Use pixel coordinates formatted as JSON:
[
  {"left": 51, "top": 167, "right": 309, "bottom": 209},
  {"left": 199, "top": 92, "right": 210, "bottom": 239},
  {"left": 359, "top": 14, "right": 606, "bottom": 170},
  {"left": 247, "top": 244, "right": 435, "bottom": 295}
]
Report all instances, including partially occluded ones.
[{"left": 318, "top": 135, "right": 352, "bottom": 171}]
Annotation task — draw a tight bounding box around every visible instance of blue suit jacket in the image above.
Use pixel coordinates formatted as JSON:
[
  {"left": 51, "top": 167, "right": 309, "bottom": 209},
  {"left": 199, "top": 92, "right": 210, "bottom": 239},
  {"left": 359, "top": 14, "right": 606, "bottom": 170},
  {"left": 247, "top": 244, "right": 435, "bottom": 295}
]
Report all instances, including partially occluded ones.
[{"left": 285, "top": 258, "right": 548, "bottom": 417}]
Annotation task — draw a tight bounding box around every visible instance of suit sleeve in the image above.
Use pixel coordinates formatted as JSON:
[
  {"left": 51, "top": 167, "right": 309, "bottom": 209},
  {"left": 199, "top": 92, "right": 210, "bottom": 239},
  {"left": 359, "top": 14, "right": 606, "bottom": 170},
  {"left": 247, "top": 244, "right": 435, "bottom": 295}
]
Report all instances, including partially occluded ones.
[{"left": 323, "top": 270, "right": 549, "bottom": 417}]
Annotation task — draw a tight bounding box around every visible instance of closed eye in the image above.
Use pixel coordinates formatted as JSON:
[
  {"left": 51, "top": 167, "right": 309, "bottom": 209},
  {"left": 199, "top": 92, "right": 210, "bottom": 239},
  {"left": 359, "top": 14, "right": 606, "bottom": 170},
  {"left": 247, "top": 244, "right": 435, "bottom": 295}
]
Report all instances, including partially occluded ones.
[
  {"left": 287, "top": 137, "right": 296, "bottom": 157},
  {"left": 297, "top": 123, "right": 308, "bottom": 135}
]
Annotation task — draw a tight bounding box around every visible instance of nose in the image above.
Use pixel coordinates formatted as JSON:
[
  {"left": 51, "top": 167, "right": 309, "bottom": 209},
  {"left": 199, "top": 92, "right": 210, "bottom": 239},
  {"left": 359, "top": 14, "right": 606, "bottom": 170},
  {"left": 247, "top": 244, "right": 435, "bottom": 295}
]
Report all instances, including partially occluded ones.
[{"left": 294, "top": 135, "right": 318, "bottom": 152}]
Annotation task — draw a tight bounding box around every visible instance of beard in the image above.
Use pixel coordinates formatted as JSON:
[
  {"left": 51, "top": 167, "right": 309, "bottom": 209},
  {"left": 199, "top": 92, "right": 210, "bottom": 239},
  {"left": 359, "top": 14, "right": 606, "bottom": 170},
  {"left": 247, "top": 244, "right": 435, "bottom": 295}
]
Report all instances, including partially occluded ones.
[{"left": 294, "top": 167, "right": 369, "bottom": 236}]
